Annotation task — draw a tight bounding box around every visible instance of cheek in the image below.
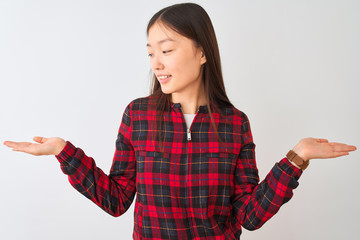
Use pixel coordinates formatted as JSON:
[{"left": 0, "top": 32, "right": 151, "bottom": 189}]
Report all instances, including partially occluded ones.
[
  {"left": 185, "top": 50, "right": 202, "bottom": 71},
  {"left": 171, "top": 53, "right": 200, "bottom": 76},
  {"left": 182, "top": 57, "right": 201, "bottom": 80}
]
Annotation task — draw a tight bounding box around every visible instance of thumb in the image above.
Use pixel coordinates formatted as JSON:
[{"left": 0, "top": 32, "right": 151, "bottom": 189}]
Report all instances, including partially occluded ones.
[
  {"left": 33, "top": 136, "right": 47, "bottom": 144},
  {"left": 316, "top": 138, "right": 329, "bottom": 143}
]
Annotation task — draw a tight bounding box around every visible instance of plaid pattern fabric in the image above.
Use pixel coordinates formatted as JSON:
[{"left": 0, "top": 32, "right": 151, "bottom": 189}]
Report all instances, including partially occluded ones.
[{"left": 56, "top": 96, "right": 302, "bottom": 239}]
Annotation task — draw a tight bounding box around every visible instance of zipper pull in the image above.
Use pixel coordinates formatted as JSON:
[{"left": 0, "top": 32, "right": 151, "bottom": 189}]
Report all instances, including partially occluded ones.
[{"left": 187, "top": 128, "right": 192, "bottom": 141}]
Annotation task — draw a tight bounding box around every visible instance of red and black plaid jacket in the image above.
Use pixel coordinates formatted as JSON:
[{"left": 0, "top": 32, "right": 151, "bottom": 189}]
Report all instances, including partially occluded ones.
[{"left": 56, "top": 96, "right": 302, "bottom": 239}]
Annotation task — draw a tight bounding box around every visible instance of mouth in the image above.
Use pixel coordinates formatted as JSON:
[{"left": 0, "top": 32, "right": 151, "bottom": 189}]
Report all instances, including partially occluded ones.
[{"left": 157, "top": 75, "right": 172, "bottom": 84}]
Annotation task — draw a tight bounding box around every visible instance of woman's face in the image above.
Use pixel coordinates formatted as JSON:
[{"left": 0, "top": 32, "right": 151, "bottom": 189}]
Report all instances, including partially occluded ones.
[{"left": 147, "top": 22, "right": 206, "bottom": 96}]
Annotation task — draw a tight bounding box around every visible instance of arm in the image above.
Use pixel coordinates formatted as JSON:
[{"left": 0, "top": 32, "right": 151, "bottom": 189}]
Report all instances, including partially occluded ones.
[
  {"left": 3, "top": 103, "right": 137, "bottom": 217},
  {"left": 231, "top": 113, "right": 301, "bottom": 231},
  {"left": 231, "top": 113, "right": 357, "bottom": 231},
  {"left": 231, "top": 141, "right": 301, "bottom": 231},
  {"left": 55, "top": 104, "right": 136, "bottom": 217}
]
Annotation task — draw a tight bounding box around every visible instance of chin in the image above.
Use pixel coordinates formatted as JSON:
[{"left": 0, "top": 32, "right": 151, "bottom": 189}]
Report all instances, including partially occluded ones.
[{"left": 160, "top": 86, "right": 175, "bottom": 95}]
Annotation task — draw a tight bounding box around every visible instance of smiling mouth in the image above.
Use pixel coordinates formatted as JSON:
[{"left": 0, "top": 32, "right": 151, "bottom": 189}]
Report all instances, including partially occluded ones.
[{"left": 157, "top": 75, "right": 172, "bottom": 83}]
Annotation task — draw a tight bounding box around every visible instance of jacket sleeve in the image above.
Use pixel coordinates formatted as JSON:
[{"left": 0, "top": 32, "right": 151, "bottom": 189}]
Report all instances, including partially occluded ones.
[
  {"left": 55, "top": 103, "right": 136, "bottom": 217},
  {"left": 231, "top": 112, "right": 302, "bottom": 231}
]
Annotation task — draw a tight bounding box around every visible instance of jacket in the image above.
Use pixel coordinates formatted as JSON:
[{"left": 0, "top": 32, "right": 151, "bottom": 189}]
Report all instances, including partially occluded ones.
[{"left": 55, "top": 95, "right": 302, "bottom": 239}]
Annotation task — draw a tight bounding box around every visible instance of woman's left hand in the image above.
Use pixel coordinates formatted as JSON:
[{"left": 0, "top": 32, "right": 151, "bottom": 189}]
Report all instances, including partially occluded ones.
[{"left": 292, "top": 137, "right": 357, "bottom": 161}]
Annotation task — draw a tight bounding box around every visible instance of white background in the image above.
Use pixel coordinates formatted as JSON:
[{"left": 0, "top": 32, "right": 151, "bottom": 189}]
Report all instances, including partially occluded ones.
[{"left": 1, "top": 0, "right": 359, "bottom": 239}]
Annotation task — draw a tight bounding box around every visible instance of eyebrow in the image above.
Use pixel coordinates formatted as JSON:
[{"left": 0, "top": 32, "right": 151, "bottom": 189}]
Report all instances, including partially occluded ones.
[{"left": 146, "top": 38, "right": 175, "bottom": 47}]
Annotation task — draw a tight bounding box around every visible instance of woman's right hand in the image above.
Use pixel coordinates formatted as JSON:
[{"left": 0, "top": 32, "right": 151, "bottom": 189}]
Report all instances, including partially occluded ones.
[{"left": 3, "top": 136, "right": 66, "bottom": 156}]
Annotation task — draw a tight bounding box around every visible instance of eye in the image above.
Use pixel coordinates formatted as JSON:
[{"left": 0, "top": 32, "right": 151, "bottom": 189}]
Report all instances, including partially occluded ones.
[
  {"left": 147, "top": 53, "right": 153, "bottom": 57},
  {"left": 162, "top": 50, "right": 172, "bottom": 54}
]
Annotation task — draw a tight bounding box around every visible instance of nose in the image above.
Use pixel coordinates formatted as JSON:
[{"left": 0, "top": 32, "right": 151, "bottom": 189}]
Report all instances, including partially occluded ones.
[{"left": 150, "top": 55, "right": 164, "bottom": 71}]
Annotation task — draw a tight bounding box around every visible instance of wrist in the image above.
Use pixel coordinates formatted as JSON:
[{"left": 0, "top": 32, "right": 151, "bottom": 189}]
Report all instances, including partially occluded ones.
[
  {"left": 287, "top": 150, "right": 309, "bottom": 170},
  {"left": 54, "top": 140, "right": 66, "bottom": 156},
  {"left": 292, "top": 146, "right": 308, "bottom": 161}
]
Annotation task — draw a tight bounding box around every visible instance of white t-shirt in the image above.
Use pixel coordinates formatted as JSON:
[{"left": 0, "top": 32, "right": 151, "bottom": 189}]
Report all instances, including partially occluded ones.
[{"left": 184, "top": 113, "right": 196, "bottom": 129}]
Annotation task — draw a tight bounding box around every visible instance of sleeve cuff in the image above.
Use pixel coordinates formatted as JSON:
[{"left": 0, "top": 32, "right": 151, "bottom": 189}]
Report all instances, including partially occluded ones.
[
  {"left": 278, "top": 157, "right": 303, "bottom": 180},
  {"left": 55, "top": 141, "right": 76, "bottom": 164}
]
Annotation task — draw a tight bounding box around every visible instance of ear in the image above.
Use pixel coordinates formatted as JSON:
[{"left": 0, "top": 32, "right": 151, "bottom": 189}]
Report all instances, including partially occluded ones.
[{"left": 200, "top": 50, "right": 207, "bottom": 65}]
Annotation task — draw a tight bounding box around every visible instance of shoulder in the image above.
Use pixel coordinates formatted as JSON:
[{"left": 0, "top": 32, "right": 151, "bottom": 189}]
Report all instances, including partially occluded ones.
[
  {"left": 213, "top": 103, "right": 254, "bottom": 146},
  {"left": 125, "top": 95, "right": 159, "bottom": 112},
  {"left": 215, "top": 104, "right": 251, "bottom": 124}
]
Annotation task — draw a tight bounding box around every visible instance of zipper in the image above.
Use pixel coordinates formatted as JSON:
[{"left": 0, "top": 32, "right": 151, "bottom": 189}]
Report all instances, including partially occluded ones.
[
  {"left": 187, "top": 128, "right": 191, "bottom": 141},
  {"left": 178, "top": 105, "right": 200, "bottom": 239},
  {"left": 180, "top": 107, "right": 200, "bottom": 142}
]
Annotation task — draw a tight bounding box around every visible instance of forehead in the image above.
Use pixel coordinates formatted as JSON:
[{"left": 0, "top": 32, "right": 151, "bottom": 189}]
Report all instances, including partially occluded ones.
[{"left": 147, "top": 22, "right": 188, "bottom": 47}]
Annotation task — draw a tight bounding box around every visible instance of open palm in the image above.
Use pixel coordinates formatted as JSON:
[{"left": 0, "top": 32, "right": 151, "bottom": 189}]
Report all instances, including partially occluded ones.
[
  {"left": 292, "top": 137, "right": 357, "bottom": 161},
  {"left": 3, "top": 136, "right": 66, "bottom": 156}
]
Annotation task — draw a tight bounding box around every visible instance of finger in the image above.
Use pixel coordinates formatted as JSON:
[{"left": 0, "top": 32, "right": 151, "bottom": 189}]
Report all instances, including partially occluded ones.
[
  {"left": 3, "top": 141, "right": 20, "bottom": 148},
  {"left": 317, "top": 138, "right": 329, "bottom": 143},
  {"left": 33, "top": 136, "right": 47, "bottom": 143},
  {"left": 4, "top": 141, "right": 32, "bottom": 152},
  {"left": 329, "top": 143, "right": 357, "bottom": 152},
  {"left": 11, "top": 144, "right": 35, "bottom": 155},
  {"left": 12, "top": 148, "right": 33, "bottom": 154},
  {"left": 318, "top": 151, "right": 349, "bottom": 159},
  {"left": 330, "top": 152, "right": 350, "bottom": 158}
]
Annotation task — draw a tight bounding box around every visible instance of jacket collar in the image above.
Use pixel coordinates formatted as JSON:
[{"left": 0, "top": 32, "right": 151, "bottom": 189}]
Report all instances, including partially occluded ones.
[{"left": 171, "top": 102, "right": 215, "bottom": 114}]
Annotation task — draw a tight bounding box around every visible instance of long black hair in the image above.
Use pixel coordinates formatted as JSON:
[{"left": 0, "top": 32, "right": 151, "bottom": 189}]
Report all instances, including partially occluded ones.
[{"left": 147, "top": 3, "right": 233, "bottom": 149}]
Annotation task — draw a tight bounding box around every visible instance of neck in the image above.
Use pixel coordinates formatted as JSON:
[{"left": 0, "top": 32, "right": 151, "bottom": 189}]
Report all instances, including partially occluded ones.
[{"left": 171, "top": 85, "right": 207, "bottom": 114}]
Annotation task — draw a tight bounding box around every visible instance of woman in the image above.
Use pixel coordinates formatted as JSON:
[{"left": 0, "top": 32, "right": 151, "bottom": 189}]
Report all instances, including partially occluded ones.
[{"left": 3, "top": 3, "right": 356, "bottom": 240}]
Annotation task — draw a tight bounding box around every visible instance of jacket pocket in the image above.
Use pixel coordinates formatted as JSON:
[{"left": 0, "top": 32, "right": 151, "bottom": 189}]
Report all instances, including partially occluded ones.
[
  {"left": 191, "top": 151, "right": 237, "bottom": 235},
  {"left": 133, "top": 196, "right": 143, "bottom": 238}
]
